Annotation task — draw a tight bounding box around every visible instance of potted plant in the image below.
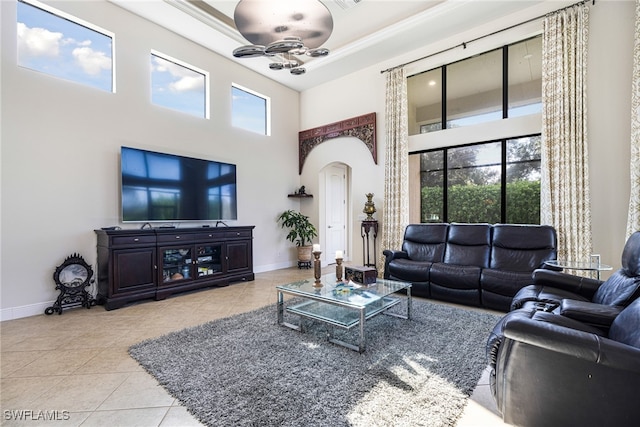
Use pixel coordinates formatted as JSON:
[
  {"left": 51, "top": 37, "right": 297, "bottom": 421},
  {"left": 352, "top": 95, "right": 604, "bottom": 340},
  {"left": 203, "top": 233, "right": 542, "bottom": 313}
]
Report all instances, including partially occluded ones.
[{"left": 277, "top": 209, "right": 318, "bottom": 264}]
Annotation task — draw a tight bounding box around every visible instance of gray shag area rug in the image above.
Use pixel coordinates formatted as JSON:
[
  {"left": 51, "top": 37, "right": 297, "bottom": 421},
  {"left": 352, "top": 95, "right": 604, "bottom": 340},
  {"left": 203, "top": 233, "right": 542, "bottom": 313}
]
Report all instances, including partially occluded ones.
[{"left": 129, "top": 299, "right": 502, "bottom": 427}]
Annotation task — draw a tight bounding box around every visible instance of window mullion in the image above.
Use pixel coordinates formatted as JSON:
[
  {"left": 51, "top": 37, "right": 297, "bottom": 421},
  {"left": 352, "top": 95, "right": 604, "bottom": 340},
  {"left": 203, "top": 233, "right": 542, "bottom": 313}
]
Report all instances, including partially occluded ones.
[
  {"left": 501, "top": 140, "right": 507, "bottom": 222},
  {"left": 441, "top": 66, "right": 447, "bottom": 130},
  {"left": 502, "top": 47, "right": 508, "bottom": 119},
  {"left": 443, "top": 148, "right": 448, "bottom": 222}
]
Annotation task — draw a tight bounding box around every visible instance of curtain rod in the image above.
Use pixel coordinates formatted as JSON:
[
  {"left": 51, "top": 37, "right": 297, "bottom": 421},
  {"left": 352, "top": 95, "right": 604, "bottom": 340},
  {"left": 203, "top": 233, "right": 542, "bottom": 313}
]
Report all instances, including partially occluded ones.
[{"left": 380, "top": 0, "right": 593, "bottom": 74}]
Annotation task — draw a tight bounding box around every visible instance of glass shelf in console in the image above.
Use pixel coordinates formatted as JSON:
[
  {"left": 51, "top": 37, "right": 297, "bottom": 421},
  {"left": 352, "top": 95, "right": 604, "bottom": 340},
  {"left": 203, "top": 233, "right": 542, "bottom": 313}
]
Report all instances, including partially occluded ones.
[
  {"left": 288, "top": 297, "right": 398, "bottom": 328},
  {"left": 162, "top": 247, "right": 192, "bottom": 282},
  {"left": 196, "top": 244, "right": 222, "bottom": 277}
]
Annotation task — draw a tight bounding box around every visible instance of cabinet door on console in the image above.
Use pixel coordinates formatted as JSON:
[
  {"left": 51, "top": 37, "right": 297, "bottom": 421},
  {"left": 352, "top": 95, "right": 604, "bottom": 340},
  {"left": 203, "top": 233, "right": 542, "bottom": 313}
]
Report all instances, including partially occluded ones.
[
  {"left": 112, "top": 248, "right": 156, "bottom": 295},
  {"left": 195, "top": 244, "right": 223, "bottom": 277},
  {"left": 159, "top": 246, "right": 193, "bottom": 284},
  {"left": 226, "top": 241, "right": 252, "bottom": 273}
]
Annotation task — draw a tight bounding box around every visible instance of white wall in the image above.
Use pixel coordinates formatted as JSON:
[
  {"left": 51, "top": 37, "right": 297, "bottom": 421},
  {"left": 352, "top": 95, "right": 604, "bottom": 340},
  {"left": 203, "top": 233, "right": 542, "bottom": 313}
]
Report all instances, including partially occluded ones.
[
  {"left": 587, "top": 0, "right": 634, "bottom": 267},
  {"left": 301, "top": 0, "right": 635, "bottom": 278},
  {"left": 299, "top": 69, "right": 386, "bottom": 266},
  {"left": 0, "top": 0, "right": 303, "bottom": 319}
]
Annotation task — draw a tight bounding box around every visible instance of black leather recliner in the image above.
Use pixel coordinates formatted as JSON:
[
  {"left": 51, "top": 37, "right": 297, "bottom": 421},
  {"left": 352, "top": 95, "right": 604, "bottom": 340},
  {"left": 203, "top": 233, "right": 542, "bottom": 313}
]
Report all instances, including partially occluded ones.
[
  {"left": 489, "top": 297, "right": 640, "bottom": 427},
  {"left": 511, "top": 231, "right": 640, "bottom": 315},
  {"left": 383, "top": 223, "right": 448, "bottom": 297},
  {"left": 480, "top": 224, "right": 557, "bottom": 311},
  {"left": 428, "top": 223, "right": 492, "bottom": 307}
]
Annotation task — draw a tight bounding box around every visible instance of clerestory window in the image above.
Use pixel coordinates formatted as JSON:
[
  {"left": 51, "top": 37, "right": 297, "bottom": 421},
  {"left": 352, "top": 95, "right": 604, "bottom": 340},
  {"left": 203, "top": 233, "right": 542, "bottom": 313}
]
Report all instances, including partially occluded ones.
[
  {"left": 231, "top": 84, "right": 270, "bottom": 135},
  {"left": 151, "top": 51, "right": 209, "bottom": 119},
  {"left": 408, "top": 36, "right": 541, "bottom": 135},
  {"left": 17, "top": 0, "right": 114, "bottom": 92}
]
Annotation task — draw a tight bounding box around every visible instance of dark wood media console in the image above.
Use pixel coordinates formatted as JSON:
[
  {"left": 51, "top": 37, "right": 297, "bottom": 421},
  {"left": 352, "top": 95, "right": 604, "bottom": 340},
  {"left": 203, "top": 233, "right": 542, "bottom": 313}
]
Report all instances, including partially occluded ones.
[{"left": 95, "top": 226, "right": 255, "bottom": 310}]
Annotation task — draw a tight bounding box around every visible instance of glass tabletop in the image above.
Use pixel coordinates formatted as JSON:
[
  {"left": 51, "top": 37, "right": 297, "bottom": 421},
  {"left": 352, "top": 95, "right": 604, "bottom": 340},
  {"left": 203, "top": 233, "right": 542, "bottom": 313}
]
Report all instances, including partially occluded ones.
[
  {"left": 276, "top": 273, "right": 411, "bottom": 308},
  {"left": 545, "top": 260, "right": 613, "bottom": 271}
]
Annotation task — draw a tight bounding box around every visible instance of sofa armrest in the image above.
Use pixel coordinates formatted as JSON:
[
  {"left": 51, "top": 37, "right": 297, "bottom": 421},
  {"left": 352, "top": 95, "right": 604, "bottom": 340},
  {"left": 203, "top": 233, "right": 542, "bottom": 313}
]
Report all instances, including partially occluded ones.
[
  {"left": 503, "top": 316, "right": 640, "bottom": 373},
  {"left": 382, "top": 249, "right": 409, "bottom": 261},
  {"left": 496, "top": 316, "right": 640, "bottom": 426},
  {"left": 540, "top": 262, "right": 563, "bottom": 271},
  {"left": 532, "top": 268, "right": 603, "bottom": 299},
  {"left": 382, "top": 250, "right": 408, "bottom": 279},
  {"left": 559, "top": 299, "right": 622, "bottom": 329}
]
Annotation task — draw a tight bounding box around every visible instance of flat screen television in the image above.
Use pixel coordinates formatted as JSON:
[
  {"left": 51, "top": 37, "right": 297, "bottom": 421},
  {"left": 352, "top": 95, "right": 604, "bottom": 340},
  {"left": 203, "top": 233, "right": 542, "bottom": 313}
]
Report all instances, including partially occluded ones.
[{"left": 120, "top": 146, "right": 237, "bottom": 222}]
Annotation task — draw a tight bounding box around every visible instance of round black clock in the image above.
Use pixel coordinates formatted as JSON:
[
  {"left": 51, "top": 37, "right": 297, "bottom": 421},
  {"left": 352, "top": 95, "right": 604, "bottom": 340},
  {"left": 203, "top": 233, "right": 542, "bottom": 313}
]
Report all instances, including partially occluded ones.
[{"left": 45, "top": 253, "right": 96, "bottom": 315}]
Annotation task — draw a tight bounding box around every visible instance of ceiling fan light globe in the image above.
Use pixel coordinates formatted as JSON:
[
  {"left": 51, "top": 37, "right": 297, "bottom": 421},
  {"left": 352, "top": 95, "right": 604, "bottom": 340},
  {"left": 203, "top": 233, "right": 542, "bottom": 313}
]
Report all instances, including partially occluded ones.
[
  {"left": 307, "top": 48, "right": 330, "bottom": 57},
  {"left": 265, "top": 39, "right": 304, "bottom": 54},
  {"left": 232, "top": 45, "right": 266, "bottom": 58}
]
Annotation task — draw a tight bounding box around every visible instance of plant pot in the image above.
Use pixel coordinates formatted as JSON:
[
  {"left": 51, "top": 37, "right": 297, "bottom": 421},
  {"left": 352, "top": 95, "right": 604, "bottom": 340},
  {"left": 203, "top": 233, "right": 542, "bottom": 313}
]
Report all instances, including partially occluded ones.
[{"left": 297, "top": 245, "right": 313, "bottom": 262}]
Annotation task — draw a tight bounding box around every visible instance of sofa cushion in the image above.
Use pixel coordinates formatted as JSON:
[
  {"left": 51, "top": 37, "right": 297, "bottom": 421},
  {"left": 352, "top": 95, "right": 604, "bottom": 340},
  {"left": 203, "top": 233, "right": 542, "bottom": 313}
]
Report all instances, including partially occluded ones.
[
  {"left": 387, "top": 258, "right": 431, "bottom": 282},
  {"left": 481, "top": 269, "right": 534, "bottom": 295},
  {"left": 621, "top": 231, "right": 640, "bottom": 277},
  {"left": 430, "top": 263, "right": 482, "bottom": 290},
  {"left": 481, "top": 269, "right": 535, "bottom": 311},
  {"left": 490, "top": 224, "right": 557, "bottom": 271},
  {"left": 402, "top": 223, "right": 447, "bottom": 262},
  {"left": 592, "top": 270, "right": 640, "bottom": 306},
  {"left": 443, "top": 223, "right": 491, "bottom": 267},
  {"left": 510, "top": 284, "right": 590, "bottom": 311},
  {"left": 559, "top": 299, "right": 623, "bottom": 329}
]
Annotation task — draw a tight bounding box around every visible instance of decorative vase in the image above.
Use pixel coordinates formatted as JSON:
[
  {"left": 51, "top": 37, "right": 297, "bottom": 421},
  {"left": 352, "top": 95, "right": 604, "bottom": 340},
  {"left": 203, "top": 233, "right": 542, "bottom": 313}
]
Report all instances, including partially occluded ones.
[
  {"left": 363, "top": 193, "right": 376, "bottom": 220},
  {"left": 297, "top": 245, "right": 313, "bottom": 262}
]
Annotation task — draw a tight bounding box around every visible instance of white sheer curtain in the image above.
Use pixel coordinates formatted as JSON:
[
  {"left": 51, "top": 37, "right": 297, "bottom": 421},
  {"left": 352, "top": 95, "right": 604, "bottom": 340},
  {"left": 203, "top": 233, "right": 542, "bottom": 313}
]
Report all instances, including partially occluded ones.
[
  {"left": 541, "top": 3, "right": 592, "bottom": 262},
  {"left": 628, "top": 0, "right": 640, "bottom": 237},
  {"left": 378, "top": 67, "right": 409, "bottom": 270}
]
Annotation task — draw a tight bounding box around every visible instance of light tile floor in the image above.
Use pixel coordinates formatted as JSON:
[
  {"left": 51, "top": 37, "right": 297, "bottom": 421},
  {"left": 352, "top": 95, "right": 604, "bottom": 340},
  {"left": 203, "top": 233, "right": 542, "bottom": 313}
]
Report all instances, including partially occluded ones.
[{"left": 1, "top": 266, "right": 511, "bottom": 426}]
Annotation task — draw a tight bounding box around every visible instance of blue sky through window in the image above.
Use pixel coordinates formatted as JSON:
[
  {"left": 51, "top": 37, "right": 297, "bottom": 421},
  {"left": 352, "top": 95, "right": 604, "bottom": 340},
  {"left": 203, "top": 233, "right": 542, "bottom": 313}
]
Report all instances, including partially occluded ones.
[
  {"left": 151, "top": 53, "right": 207, "bottom": 118},
  {"left": 232, "top": 85, "right": 268, "bottom": 135},
  {"left": 17, "top": 0, "right": 113, "bottom": 92}
]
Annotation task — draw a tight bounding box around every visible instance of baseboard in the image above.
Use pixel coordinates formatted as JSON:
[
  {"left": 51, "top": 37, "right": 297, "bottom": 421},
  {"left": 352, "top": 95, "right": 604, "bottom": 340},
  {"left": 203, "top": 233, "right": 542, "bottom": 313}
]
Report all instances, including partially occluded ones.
[
  {"left": 0, "top": 301, "right": 54, "bottom": 322},
  {"left": 2, "top": 263, "right": 301, "bottom": 321},
  {"left": 254, "top": 261, "right": 296, "bottom": 273}
]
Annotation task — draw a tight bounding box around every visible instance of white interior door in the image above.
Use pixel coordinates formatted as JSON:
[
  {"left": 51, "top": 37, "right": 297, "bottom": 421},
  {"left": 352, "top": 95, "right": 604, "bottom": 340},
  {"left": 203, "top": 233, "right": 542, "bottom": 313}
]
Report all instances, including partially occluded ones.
[{"left": 324, "top": 164, "right": 347, "bottom": 263}]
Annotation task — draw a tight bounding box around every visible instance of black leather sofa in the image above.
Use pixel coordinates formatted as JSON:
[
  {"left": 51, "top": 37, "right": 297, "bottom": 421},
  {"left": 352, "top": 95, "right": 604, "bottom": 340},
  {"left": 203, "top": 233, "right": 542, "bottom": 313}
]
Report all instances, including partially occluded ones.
[
  {"left": 487, "top": 297, "right": 640, "bottom": 427},
  {"left": 383, "top": 223, "right": 557, "bottom": 312}
]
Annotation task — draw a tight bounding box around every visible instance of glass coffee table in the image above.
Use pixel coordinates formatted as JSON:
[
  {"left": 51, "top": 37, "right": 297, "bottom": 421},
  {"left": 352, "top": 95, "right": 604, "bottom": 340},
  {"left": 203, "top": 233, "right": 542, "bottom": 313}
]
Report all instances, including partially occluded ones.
[{"left": 276, "top": 273, "right": 411, "bottom": 353}]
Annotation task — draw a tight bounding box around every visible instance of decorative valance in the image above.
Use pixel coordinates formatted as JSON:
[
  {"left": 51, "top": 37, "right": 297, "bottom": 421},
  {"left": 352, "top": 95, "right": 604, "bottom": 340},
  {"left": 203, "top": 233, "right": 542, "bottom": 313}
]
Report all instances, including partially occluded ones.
[{"left": 298, "top": 112, "right": 377, "bottom": 174}]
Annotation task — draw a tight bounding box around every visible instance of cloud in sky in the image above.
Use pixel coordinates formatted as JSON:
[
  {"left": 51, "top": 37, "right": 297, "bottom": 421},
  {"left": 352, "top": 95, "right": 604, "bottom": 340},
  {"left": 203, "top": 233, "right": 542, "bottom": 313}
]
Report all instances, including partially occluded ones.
[
  {"left": 152, "top": 55, "right": 204, "bottom": 93},
  {"left": 19, "top": 21, "right": 111, "bottom": 76},
  {"left": 72, "top": 44, "right": 112, "bottom": 75},
  {"left": 17, "top": 22, "right": 62, "bottom": 57},
  {"left": 17, "top": 17, "right": 112, "bottom": 94}
]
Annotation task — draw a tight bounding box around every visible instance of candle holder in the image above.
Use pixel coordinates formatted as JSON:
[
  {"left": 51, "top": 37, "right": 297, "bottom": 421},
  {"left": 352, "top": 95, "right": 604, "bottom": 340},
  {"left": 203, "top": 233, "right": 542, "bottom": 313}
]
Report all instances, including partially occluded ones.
[
  {"left": 335, "top": 257, "right": 343, "bottom": 282},
  {"left": 313, "top": 250, "right": 322, "bottom": 286}
]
